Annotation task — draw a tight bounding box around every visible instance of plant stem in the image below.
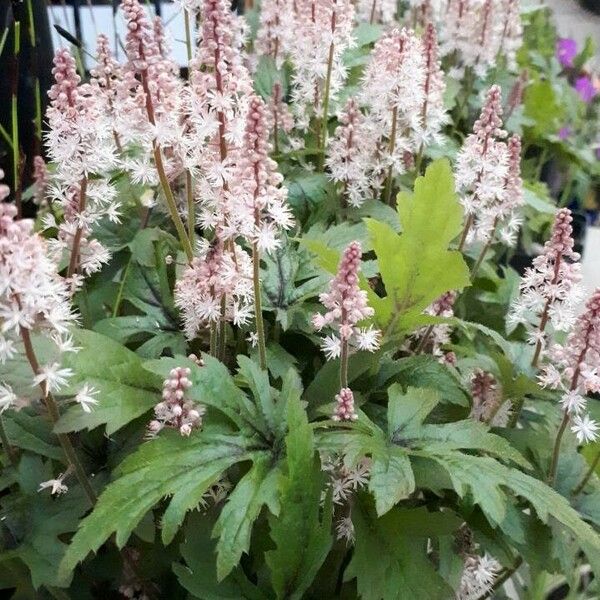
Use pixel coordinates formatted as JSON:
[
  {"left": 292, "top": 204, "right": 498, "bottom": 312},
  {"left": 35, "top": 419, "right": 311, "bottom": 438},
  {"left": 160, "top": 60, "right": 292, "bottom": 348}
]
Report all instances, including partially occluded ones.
[
  {"left": 534, "top": 146, "right": 548, "bottom": 182},
  {"left": 470, "top": 218, "right": 498, "bottom": 280},
  {"left": 414, "top": 324, "right": 434, "bottom": 354},
  {"left": 340, "top": 339, "right": 349, "bottom": 389},
  {"left": 19, "top": 325, "right": 97, "bottom": 506},
  {"left": 369, "top": 0, "right": 377, "bottom": 24},
  {"left": 140, "top": 70, "right": 194, "bottom": 262},
  {"left": 185, "top": 170, "right": 195, "bottom": 245},
  {"left": 218, "top": 295, "right": 227, "bottom": 361},
  {"left": 0, "top": 415, "right": 18, "bottom": 467},
  {"left": 11, "top": 19, "right": 21, "bottom": 216},
  {"left": 252, "top": 242, "right": 267, "bottom": 370},
  {"left": 383, "top": 106, "right": 398, "bottom": 206},
  {"left": 25, "top": 0, "right": 42, "bottom": 151},
  {"left": 183, "top": 9, "right": 193, "bottom": 63},
  {"left": 209, "top": 322, "right": 217, "bottom": 357},
  {"left": 458, "top": 214, "right": 474, "bottom": 252},
  {"left": 572, "top": 449, "right": 600, "bottom": 496},
  {"left": 548, "top": 412, "right": 569, "bottom": 485},
  {"left": 67, "top": 177, "right": 88, "bottom": 279},
  {"left": 317, "top": 21, "right": 336, "bottom": 172}
]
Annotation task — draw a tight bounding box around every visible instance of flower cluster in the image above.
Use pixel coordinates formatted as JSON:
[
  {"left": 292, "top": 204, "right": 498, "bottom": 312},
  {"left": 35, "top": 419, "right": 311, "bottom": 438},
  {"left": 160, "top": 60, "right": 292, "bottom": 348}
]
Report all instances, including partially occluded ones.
[
  {"left": 509, "top": 208, "right": 583, "bottom": 353},
  {"left": 231, "top": 95, "right": 294, "bottom": 253},
  {"left": 457, "top": 553, "right": 502, "bottom": 600},
  {"left": 326, "top": 98, "right": 377, "bottom": 208},
  {"left": 32, "top": 156, "right": 49, "bottom": 207},
  {"left": 469, "top": 369, "right": 511, "bottom": 427},
  {"left": 456, "top": 85, "right": 514, "bottom": 245},
  {"left": 256, "top": 0, "right": 295, "bottom": 68},
  {"left": 0, "top": 203, "right": 77, "bottom": 369},
  {"left": 313, "top": 241, "right": 380, "bottom": 360},
  {"left": 148, "top": 366, "right": 205, "bottom": 437},
  {"left": 541, "top": 290, "right": 600, "bottom": 444},
  {"left": 332, "top": 387, "right": 358, "bottom": 421},
  {"left": 290, "top": 0, "right": 355, "bottom": 130},
  {"left": 413, "top": 291, "right": 457, "bottom": 359},
  {"left": 440, "top": 0, "right": 523, "bottom": 76},
  {"left": 175, "top": 241, "right": 254, "bottom": 339},
  {"left": 355, "top": 0, "right": 397, "bottom": 24}
]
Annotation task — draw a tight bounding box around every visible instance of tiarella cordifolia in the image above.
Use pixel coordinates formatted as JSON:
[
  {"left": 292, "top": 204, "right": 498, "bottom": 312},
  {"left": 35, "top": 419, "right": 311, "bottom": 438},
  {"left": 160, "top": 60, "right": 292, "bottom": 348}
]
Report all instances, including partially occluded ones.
[
  {"left": 413, "top": 291, "right": 456, "bottom": 359},
  {"left": 174, "top": 240, "right": 254, "bottom": 340},
  {"left": 417, "top": 23, "right": 448, "bottom": 149},
  {"left": 312, "top": 241, "right": 380, "bottom": 362},
  {"left": 495, "top": 134, "right": 524, "bottom": 246},
  {"left": 45, "top": 48, "right": 118, "bottom": 281},
  {"left": 231, "top": 95, "right": 294, "bottom": 254},
  {"left": 542, "top": 290, "right": 600, "bottom": 447},
  {"left": 256, "top": 0, "right": 295, "bottom": 68},
  {"left": 0, "top": 203, "right": 77, "bottom": 393},
  {"left": 186, "top": 0, "right": 252, "bottom": 240},
  {"left": 469, "top": 369, "right": 511, "bottom": 426},
  {"left": 360, "top": 28, "right": 425, "bottom": 199},
  {"left": 355, "top": 0, "right": 397, "bottom": 24},
  {"left": 266, "top": 83, "right": 295, "bottom": 154},
  {"left": 440, "top": 0, "right": 523, "bottom": 77},
  {"left": 326, "top": 98, "right": 378, "bottom": 208},
  {"left": 333, "top": 387, "right": 358, "bottom": 421},
  {"left": 148, "top": 367, "right": 205, "bottom": 437},
  {"left": 290, "top": 0, "right": 355, "bottom": 131},
  {"left": 456, "top": 553, "right": 502, "bottom": 600},
  {"left": 455, "top": 85, "right": 510, "bottom": 247},
  {"left": 32, "top": 156, "right": 49, "bottom": 207},
  {"left": 509, "top": 208, "right": 583, "bottom": 366}
]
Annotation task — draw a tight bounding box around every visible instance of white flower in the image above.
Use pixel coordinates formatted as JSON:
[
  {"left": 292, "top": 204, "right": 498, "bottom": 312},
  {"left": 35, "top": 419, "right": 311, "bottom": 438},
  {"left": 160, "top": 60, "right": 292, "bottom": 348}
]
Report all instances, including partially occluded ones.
[
  {"left": 38, "top": 473, "right": 68, "bottom": 495},
  {"left": 571, "top": 415, "right": 599, "bottom": 444},
  {"left": 335, "top": 515, "right": 355, "bottom": 543},
  {"left": 321, "top": 335, "right": 342, "bottom": 360},
  {"left": 559, "top": 391, "right": 587, "bottom": 415},
  {"left": 355, "top": 326, "right": 381, "bottom": 352},
  {"left": 75, "top": 384, "right": 99, "bottom": 413},
  {"left": 0, "top": 383, "right": 17, "bottom": 413},
  {"left": 32, "top": 363, "right": 73, "bottom": 395},
  {"left": 247, "top": 332, "right": 259, "bottom": 348}
]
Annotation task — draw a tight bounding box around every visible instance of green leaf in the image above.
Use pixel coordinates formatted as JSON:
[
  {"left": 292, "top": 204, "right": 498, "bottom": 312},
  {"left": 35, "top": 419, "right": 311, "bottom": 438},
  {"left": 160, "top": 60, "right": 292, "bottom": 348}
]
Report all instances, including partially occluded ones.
[
  {"left": 383, "top": 355, "right": 469, "bottom": 407},
  {"left": 214, "top": 455, "right": 281, "bottom": 581},
  {"left": 253, "top": 55, "right": 287, "bottom": 100},
  {"left": 369, "top": 447, "right": 415, "bottom": 517},
  {"left": 524, "top": 79, "right": 564, "bottom": 136},
  {"left": 422, "top": 452, "right": 600, "bottom": 561},
  {"left": 387, "top": 384, "right": 441, "bottom": 437},
  {"left": 266, "top": 396, "right": 332, "bottom": 599},
  {"left": 2, "top": 410, "right": 63, "bottom": 460},
  {"left": 365, "top": 159, "right": 470, "bottom": 334},
  {"left": 174, "top": 512, "right": 268, "bottom": 600},
  {"left": 345, "top": 501, "right": 455, "bottom": 600},
  {"left": 55, "top": 329, "right": 162, "bottom": 435},
  {"left": 59, "top": 431, "right": 258, "bottom": 579}
]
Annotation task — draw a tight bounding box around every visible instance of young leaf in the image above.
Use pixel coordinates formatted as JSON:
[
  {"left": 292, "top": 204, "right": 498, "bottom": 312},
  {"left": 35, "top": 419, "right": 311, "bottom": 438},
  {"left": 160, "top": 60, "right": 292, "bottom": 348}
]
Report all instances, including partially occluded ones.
[
  {"left": 365, "top": 159, "right": 470, "bottom": 335},
  {"left": 266, "top": 397, "right": 333, "bottom": 599}
]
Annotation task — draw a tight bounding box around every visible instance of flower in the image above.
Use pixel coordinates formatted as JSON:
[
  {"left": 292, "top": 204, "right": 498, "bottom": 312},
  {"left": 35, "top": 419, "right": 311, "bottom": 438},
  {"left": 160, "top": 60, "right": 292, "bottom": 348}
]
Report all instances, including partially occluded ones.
[
  {"left": 38, "top": 473, "right": 69, "bottom": 495},
  {"left": 75, "top": 384, "right": 100, "bottom": 413},
  {"left": 0, "top": 383, "right": 18, "bottom": 413},
  {"left": 469, "top": 369, "right": 500, "bottom": 423},
  {"left": 290, "top": 0, "right": 355, "bottom": 130},
  {"left": 332, "top": 387, "right": 358, "bottom": 421},
  {"left": 560, "top": 390, "right": 587, "bottom": 415},
  {"left": 312, "top": 241, "right": 380, "bottom": 357},
  {"left": 556, "top": 37, "right": 578, "bottom": 68},
  {"left": 256, "top": 0, "right": 295, "bottom": 68},
  {"left": 575, "top": 76, "right": 598, "bottom": 104},
  {"left": 571, "top": 414, "right": 599, "bottom": 444},
  {"left": 511, "top": 208, "right": 582, "bottom": 358},
  {"left": 355, "top": 0, "right": 396, "bottom": 24},
  {"left": 148, "top": 366, "right": 205, "bottom": 437},
  {"left": 455, "top": 85, "right": 511, "bottom": 245},
  {"left": 32, "top": 364, "right": 74, "bottom": 395},
  {"left": 457, "top": 553, "right": 502, "bottom": 600}
]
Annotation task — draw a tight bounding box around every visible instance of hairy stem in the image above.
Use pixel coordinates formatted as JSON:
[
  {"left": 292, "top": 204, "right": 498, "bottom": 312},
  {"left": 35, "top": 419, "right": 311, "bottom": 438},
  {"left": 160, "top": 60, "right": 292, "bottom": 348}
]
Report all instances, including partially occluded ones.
[
  {"left": 186, "top": 170, "right": 195, "bottom": 245},
  {"left": 317, "top": 24, "right": 336, "bottom": 171},
  {"left": 66, "top": 177, "right": 88, "bottom": 279},
  {"left": 470, "top": 218, "right": 498, "bottom": 280},
  {"left": 383, "top": 106, "right": 398, "bottom": 206}
]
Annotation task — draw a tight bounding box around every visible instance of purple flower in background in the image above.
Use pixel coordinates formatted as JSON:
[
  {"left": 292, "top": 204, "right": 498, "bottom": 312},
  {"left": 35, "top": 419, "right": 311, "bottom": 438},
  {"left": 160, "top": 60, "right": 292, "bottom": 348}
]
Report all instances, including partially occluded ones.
[
  {"left": 575, "top": 76, "right": 598, "bottom": 103},
  {"left": 559, "top": 126, "right": 572, "bottom": 140},
  {"left": 557, "top": 38, "right": 578, "bottom": 68}
]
